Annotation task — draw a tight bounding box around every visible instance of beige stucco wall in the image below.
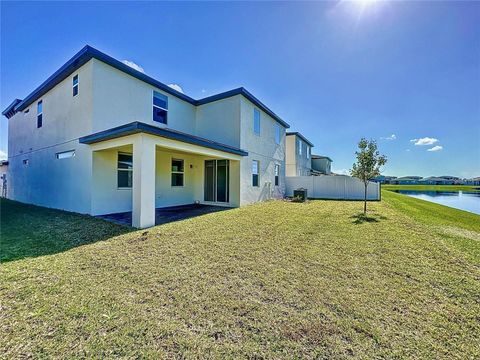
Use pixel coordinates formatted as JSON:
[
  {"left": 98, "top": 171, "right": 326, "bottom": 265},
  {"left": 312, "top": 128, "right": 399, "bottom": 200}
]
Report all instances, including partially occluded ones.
[
  {"left": 6, "top": 56, "right": 286, "bottom": 216},
  {"left": 7, "top": 60, "right": 94, "bottom": 213},
  {"left": 91, "top": 59, "right": 197, "bottom": 134},
  {"left": 195, "top": 96, "right": 241, "bottom": 148},
  {"left": 239, "top": 97, "right": 286, "bottom": 205}
]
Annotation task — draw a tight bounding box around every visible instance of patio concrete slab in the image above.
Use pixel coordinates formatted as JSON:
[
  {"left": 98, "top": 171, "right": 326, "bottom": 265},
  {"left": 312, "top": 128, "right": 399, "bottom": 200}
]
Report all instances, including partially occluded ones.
[{"left": 97, "top": 204, "right": 229, "bottom": 227}]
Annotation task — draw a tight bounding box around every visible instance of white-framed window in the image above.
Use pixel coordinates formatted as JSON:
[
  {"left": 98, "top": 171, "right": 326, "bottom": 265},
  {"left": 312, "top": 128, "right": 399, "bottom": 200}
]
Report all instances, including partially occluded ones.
[
  {"left": 171, "top": 158, "right": 184, "bottom": 187},
  {"left": 56, "top": 150, "right": 75, "bottom": 159},
  {"left": 253, "top": 108, "right": 260, "bottom": 135},
  {"left": 274, "top": 164, "right": 280, "bottom": 186},
  {"left": 297, "top": 138, "right": 302, "bottom": 155},
  {"left": 306, "top": 146, "right": 310, "bottom": 159},
  {"left": 252, "top": 160, "right": 259, "bottom": 187},
  {"left": 37, "top": 100, "right": 43, "bottom": 128},
  {"left": 275, "top": 124, "right": 281, "bottom": 145},
  {"left": 117, "top": 152, "right": 133, "bottom": 188},
  {"left": 153, "top": 91, "right": 168, "bottom": 124},
  {"left": 73, "top": 75, "right": 79, "bottom": 96}
]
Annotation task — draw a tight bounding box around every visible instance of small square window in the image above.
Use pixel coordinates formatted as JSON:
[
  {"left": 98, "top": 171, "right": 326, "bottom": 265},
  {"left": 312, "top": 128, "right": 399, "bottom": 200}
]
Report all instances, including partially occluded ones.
[{"left": 23, "top": 159, "right": 29, "bottom": 165}]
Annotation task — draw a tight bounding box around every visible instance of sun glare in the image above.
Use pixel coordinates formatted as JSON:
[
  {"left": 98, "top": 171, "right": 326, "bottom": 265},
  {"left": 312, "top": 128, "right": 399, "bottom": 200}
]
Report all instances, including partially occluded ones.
[{"left": 352, "top": 0, "right": 378, "bottom": 7}]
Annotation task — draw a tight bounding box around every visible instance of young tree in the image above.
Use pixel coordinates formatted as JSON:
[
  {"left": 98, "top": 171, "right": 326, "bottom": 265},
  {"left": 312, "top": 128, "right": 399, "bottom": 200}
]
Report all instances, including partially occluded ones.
[{"left": 350, "top": 138, "right": 387, "bottom": 214}]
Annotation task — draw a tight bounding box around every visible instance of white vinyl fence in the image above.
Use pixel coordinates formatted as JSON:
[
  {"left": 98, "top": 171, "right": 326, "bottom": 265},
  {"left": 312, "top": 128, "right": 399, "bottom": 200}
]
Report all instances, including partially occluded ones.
[{"left": 285, "top": 175, "right": 380, "bottom": 200}]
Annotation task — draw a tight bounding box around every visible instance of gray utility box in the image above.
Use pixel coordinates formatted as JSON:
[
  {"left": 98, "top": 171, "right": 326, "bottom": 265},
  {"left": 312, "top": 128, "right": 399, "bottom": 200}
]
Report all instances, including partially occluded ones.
[{"left": 293, "top": 188, "right": 308, "bottom": 201}]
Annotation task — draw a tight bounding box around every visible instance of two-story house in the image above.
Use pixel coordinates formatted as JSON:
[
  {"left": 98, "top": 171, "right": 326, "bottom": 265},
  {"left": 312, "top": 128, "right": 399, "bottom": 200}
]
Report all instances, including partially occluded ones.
[
  {"left": 2, "top": 46, "right": 289, "bottom": 228},
  {"left": 285, "top": 132, "right": 314, "bottom": 176}
]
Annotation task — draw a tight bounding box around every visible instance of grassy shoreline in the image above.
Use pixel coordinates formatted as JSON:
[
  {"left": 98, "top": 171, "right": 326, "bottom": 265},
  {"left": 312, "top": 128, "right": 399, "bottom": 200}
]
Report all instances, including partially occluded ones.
[
  {"left": 1, "top": 194, "right": 479, "bottom": 358},
  {"left": 382, "top": 184, "right": 479, "bottom": 192}
]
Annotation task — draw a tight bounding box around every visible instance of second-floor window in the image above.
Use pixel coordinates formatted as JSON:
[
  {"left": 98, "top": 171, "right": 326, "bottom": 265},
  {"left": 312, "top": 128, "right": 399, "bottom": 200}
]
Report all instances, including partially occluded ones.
[
  {"left": 73, "top": 75, "right": 79, "bottom": 96},
  {"left": 253, "top": 108, "right": 260, "bottom": 135},
  {"left": 252, "top": 160, "right": 259, "bottom": 187},
  {"left": 306, "top": 146, "right": 310, "bottom": 159},
  {"left": 37, "top": 101, "right": 43, "bottom": 128},
  {"left": 153, "top": 91, "right": 168, "bottom": 124},
  {"left": 297, "top": 138, "right": 302, "bottom": 156},
  {"left": 275, "top": 124, "right": 281, "bottom": 144}
]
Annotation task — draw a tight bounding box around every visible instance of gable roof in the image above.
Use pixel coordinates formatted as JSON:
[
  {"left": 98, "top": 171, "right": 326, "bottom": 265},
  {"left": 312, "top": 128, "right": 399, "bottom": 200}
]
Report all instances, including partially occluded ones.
[
  {"left": 197, "top": 88, "right": 290, "bottom": 128},
  {"left": 3, "top": 45, "right": 289, "bottom": 128},
  {"left": 286, "top": 132, "right": 314, "bottom": 147},
  {"left": 79, "top": 121, "right": 248, "bottom": 157}
]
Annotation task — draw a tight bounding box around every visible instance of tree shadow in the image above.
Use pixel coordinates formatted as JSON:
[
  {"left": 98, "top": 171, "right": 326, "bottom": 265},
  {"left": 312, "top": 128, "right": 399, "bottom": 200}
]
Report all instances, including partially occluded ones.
[{"left": 350, "top": 212, "right": 388, "bottom": 225}]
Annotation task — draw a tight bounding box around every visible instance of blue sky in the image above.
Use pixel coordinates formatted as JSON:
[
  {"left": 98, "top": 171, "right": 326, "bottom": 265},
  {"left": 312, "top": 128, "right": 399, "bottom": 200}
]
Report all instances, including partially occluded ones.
[{"left": 1, "top": 1, "right": 479, "bottom": 177}]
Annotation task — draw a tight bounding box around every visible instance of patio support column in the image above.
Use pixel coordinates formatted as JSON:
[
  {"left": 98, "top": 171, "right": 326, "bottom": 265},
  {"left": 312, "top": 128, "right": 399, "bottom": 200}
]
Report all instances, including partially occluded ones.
[{"left": 132, "top": 135, "right": 156, "bottom": 228}]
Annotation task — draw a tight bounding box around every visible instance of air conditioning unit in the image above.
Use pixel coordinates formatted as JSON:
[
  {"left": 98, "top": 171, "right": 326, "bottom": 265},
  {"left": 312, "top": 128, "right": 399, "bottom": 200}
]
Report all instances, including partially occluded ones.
[{"left": 293, "top": 188, "right": 307, "bottom": 202}]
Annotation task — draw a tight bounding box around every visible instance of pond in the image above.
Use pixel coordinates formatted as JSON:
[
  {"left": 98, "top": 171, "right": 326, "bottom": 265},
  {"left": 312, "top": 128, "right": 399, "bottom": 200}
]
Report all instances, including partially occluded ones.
[{"left": 395, "top": 190, "right": 480, "bottom": 215}]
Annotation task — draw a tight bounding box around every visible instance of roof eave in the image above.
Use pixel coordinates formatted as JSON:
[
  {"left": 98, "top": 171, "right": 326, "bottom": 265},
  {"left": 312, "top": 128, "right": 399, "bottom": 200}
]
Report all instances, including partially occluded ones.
[
  {"left": 79, "top": 122, "right": 249, "bottom": 157},
  {"left": 286, "top": 132, "right": 314, "bottom": 147}
]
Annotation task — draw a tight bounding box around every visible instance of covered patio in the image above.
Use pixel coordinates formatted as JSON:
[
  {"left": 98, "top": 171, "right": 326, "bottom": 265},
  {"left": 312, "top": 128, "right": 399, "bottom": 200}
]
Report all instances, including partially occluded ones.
[
  {"left": 97, "top": 204, "right": 230, "bottom": 227},
  {"left": 80, "top": 122, "right": 247, "bottom": 228}
]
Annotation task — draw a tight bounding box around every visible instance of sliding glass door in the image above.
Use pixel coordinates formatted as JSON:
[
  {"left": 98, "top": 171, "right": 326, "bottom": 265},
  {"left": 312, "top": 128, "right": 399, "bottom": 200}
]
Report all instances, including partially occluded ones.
[{"left": 204, "top": 160, "right": 229, "bottom": 203}]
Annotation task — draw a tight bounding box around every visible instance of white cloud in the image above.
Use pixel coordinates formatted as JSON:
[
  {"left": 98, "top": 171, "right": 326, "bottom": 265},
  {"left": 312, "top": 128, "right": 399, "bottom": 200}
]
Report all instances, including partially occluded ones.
[
  {"left": 410, "top": 137, "right": 439, "bottom": 146},
  {"left": 122, "top": 60, "right": 145, "bottom": 73},
  {"left": 0, "top": 149, "right": 7, "bottom": 160},
  {"left": 427, "top": 145, "right": 443, "bottom": 152},
  {"left": 381, "top": 134, "right": 396, "bottom": 141},
  {"left": 167, "top": 84, "right": 184, "bottom": 93}
]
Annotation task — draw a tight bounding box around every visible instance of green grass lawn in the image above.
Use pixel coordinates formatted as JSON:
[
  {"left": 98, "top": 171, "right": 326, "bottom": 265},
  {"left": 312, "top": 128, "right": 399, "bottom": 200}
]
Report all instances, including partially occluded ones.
[
  {"left": 382, "top": 184, "right": 479, "bottom": 192},
  {"left": 1, "top": 193, "right": 479, "bottom": 358}
]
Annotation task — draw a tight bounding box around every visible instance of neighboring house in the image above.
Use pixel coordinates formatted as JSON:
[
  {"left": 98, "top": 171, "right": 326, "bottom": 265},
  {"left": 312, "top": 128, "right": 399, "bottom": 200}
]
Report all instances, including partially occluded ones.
[
  {"left": 285, "top": 132, "right": 314, "bottom": 176},
  {"left": 311, "top": 155, "right": 332, "bottom": 175},
  {"left": 464, "top": 177, "right": 480, "bottom": 186},
  {"left": 390, "top": 176, "right": 423, "bottom": 185},
  {"left": 419, "top": 177, "right": 456, "bottom": 185},
  {"left": 437, "top": 175, "right": 462, "bottom": 184},
  {"left": 373, "top": 175, "right": 397, "bottom": 184},
  {"left": 2, "top": 45, "right": 290, "bottom": 228},
  {"left": 0, "top": 160, "right": 8, "bottom": 198}
]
